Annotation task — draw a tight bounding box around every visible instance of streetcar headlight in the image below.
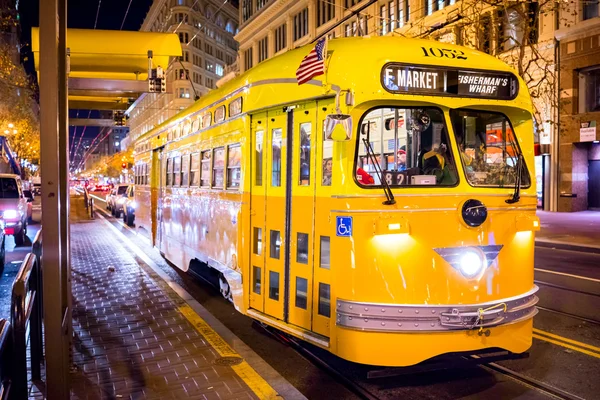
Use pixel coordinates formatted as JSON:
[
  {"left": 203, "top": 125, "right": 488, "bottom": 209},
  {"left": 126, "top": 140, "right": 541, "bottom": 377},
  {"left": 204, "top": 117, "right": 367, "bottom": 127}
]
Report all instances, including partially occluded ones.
[
  {"left": 3, "top": 210, "right": 18, "bottom": 219},
  {"left": 458, "top": 250, "right": 485, "bottom": 278}
]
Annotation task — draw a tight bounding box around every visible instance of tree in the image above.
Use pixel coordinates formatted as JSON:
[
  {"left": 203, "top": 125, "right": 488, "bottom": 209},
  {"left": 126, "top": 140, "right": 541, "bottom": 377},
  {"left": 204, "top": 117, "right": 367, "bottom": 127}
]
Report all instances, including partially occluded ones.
[
  {"left": 399, "top": 0, "right": 560, "bottom": 141},
  {"left": 0, "top": 11, "right": 40, "bottom": 177}
]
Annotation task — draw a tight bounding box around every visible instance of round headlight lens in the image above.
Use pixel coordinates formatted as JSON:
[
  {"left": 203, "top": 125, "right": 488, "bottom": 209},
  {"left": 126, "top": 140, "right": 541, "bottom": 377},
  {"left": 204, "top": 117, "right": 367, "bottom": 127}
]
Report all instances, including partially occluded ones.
[
  {"left": 458, "top": 250, "right": 485, "bottom": 278},
  {"left": 462, "top": 199, "right": 487, "bottom": 227}
]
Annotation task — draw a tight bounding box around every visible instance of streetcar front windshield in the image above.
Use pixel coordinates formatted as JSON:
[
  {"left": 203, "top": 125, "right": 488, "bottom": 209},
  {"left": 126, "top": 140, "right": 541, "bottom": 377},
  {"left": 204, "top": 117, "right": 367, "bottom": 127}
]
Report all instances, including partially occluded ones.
[
  {"left": 449, "top": 110, "right": 530, "bottom": 188},
  {"left": 355, "top": 107, "right": 458, "bottom": 187}
]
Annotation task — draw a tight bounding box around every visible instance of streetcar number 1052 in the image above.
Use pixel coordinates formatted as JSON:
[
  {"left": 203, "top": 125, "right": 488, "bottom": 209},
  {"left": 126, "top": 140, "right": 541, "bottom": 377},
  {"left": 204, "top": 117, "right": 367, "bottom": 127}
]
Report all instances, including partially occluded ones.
[{"left": 421, "top": 46, "right": 467, "bottom": 60}]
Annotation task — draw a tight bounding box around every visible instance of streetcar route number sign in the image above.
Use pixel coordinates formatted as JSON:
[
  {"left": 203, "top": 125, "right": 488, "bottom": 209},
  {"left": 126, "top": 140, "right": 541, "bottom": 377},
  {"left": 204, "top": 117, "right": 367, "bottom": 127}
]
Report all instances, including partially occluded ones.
[{"left": 336, "top": 216, "right": 353, "bottom": 237}]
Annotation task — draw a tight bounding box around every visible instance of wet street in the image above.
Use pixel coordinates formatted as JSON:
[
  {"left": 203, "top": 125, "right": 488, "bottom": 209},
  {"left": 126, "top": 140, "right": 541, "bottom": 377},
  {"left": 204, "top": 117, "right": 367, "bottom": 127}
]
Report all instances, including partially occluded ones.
[{"left": 1, "top": 196, "right": 598, "bottom": 399}]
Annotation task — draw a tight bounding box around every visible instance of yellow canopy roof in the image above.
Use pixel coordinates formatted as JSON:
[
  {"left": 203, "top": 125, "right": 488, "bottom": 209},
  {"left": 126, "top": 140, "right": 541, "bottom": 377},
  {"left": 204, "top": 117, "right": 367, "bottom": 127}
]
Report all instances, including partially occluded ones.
[{"left": 31, "top": 28, "right": 181, "bottom": 113}]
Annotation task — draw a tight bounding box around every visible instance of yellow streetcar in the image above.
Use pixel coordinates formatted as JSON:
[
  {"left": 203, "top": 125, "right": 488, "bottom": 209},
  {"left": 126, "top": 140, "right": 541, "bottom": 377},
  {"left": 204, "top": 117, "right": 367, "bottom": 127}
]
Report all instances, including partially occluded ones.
[{"left": 131, "top": 36, "right": 539, "bottom": 367}]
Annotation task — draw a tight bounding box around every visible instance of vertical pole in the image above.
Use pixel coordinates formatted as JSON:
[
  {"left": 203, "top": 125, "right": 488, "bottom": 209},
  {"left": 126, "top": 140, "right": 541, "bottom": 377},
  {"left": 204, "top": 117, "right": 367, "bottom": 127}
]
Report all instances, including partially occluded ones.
[
  {"left": 58, "top": 0, "right": 73, "bottom": 370},
  {"left": 39, "top": 0, "right": 70, "bottom": 398}
]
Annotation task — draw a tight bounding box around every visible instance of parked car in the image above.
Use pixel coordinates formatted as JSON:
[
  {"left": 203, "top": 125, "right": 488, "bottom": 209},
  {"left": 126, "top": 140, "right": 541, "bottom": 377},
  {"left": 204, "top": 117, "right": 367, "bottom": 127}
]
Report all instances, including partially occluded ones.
[
  {"left": 122, "top": 185, "right": 137, "bottom": 227},
  {"left": 0, "top": 173, "right": 29, "bottom": 246},
  {"left": 23, "top": 189, "right": 34, "bottom": 222},
  {"left": 106, "top": 184, "right": 129, "bottom": 213},
  {"left": 111, "top": 184, "right": 133, "bottom": 218}
]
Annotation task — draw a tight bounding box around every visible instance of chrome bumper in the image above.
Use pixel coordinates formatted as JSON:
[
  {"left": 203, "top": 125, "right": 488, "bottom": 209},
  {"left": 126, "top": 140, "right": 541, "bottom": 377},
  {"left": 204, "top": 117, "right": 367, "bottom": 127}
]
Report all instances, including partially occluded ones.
[{"left": 336, "top": 286, "right": 539, "bottom": 332}]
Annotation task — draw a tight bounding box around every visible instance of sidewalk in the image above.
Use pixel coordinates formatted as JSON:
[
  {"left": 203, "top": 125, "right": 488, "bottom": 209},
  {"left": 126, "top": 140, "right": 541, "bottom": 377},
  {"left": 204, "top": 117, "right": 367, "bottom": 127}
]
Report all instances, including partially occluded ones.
[
  {"left": 66, "top": 196, "right": 304, "bottom": 399},
  {"left": 537, "top": 211, "right": 600, "bottom": 252}
]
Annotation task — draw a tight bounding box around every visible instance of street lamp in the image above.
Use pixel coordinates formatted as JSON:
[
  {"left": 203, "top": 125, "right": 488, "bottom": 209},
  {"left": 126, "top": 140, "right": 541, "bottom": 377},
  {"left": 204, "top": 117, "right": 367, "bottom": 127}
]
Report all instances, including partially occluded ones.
[
  {"left": 3, "top": 130, "right": 8, "bottom": 135},
  {"left": 7, "top": 123, "right": 13, "bottom": 129}
]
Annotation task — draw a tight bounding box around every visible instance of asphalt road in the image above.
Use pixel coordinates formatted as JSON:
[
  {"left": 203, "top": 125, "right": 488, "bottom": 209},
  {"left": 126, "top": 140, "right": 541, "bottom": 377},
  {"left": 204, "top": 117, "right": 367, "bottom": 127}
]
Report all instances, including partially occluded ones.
[
  {"left": 90, "top": 199, "right": 600, "bottom": 400},
  {"left": 1, "top": 196, "right": 598, "bottom": 399}
]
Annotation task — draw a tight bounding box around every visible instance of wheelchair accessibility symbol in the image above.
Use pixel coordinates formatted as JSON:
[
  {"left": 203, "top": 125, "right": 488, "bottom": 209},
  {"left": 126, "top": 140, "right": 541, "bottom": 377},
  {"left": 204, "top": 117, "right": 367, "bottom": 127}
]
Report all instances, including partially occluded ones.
[{"left": 336, "top": 216, "right": 353, "bottom": 237}]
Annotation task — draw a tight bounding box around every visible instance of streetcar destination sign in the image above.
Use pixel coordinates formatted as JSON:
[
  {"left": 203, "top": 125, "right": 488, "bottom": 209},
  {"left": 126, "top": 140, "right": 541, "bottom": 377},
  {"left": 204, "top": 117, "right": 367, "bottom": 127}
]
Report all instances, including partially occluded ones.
[{"left": 381, "top": 63, "right": 518, "bottom": 100}]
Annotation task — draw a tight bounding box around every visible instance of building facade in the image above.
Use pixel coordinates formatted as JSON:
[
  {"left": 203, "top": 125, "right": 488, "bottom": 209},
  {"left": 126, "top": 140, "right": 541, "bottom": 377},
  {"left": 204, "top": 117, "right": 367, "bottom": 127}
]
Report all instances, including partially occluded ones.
[
  {"left": 127, "top": 0, "right": 239, "bottom": 143},
  {"left": 555, "top": 4, "right": 600, "bottom": 211},
  {"left": 235, "top": 0, "right": 566, "bottom": 210}
]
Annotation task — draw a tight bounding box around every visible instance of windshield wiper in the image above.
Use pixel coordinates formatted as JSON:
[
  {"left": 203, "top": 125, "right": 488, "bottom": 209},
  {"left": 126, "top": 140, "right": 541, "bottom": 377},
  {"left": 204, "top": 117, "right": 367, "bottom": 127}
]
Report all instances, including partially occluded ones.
[
  {"left": 361, "top": 138, "right": 396, "bottom": 205},
  {"left": 506, "top": 153, "right": 523, "bottom": 204}
]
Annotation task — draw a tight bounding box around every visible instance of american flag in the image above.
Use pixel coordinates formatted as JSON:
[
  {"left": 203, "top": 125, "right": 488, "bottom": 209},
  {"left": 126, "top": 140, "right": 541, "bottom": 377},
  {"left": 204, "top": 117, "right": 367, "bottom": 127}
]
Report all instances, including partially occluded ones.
[{"left": 296, "top": 38, "right": 327, "bottom": 85}]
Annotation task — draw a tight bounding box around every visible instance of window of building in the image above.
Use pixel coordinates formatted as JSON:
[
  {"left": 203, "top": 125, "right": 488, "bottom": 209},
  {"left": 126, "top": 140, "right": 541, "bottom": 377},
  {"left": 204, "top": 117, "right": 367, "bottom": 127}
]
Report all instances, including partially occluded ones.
[
  {"left": 215, "top": 63, "right": 224, "bottom": 76},
  {"left": 344, "top": 23, "right": 351, "bottom": 37},
  {"left": 226, "top": 21, "right": 235, "bottom": 34},
  {"left": 399, "top": 0, "right": 409, "bottom": 28},
  {"left": 178, "top": 32, "right": 189, "bottom": 43},
  {"left": 293, "top": 8, "right": 309, "bottom": 41},
  {"left": 206, "top": 77, "right": 214, "bottom": 88},
  {"left": 345, "top": 0, "right": 359, "bottom": 7},
  {"left": 380, "top": 4, "right": 387, "bottom": 35},
  {"left": 205, "top": 60, "right": 214, "bottom": 72},
  {"left": 213, "top": 147, "right": 225, "bottom": 188},
  {"left": 584, "top": 0, "right": 600, "bottom": 20},
  {"left": 244, "top": 47, "right": 254, "bottom": 70},
  {"left": 274, "top": 24, "right": 286, "bottom": 53},
  {"left": 479, "top": 15, "right": 491, "bottom": 54},
  {"left": 200, "top": 150, "right": 211, "bottom": 186},
  {"left": 180, "top": 51, "right": 189, "bottom": 62},
  {"left": 257, "top": 0, "right": 268, "bottom": 11},
  {"left": 190, "top": 153, "right": 200, "bottom": 186},
  {"left": 258, "top": 36, "right": 268, "bottom": 63},
  {"left": 193, "top": 38, "right": 201, "bottom": 49},
  {"left": 426, "top": 0, "right": 455, "bottom": 16},
  {"left": 178, "top": 88, "right": 190, "bottom": 98},
  {"left": 205, "top": 43, "right": 213, "bottom": 55},
  {"left": 497, "top": 3, "right": 539, "bottom": 53},
  {"left": 216, "top": 49, "right": 224, "bottom": 61},
  {"left": 579, "top": 67, "right": 600, "bottom": 113},
  {"left": 227, "top": 144, "right": 241, "bottom": 189},
  {"left": 317, "top": 0, "right": 335, "bottom": 27}
]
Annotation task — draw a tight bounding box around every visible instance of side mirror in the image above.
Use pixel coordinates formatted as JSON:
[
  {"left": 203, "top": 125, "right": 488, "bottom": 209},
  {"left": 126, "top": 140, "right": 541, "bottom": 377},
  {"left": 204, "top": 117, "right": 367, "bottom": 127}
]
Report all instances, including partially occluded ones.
[{"left": 324, "top": 114, "right": 352, "bottom": 141}]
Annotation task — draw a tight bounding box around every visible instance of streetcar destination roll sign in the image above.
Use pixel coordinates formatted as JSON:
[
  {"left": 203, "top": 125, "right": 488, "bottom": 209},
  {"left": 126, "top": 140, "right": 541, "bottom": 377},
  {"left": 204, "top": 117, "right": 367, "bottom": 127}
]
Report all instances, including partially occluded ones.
[{"left": 381, "top": 63, "right": 518, "bottom": 100}]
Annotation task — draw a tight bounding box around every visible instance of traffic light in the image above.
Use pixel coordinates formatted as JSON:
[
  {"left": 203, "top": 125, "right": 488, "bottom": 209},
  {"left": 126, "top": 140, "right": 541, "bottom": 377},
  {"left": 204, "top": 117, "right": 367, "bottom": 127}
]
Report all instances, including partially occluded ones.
[
  {"left": 114, "top": 111, "right": 126, "bottom": 126},
  {"left": 148, "top": 67, "right": 166, "bottom": 93}
]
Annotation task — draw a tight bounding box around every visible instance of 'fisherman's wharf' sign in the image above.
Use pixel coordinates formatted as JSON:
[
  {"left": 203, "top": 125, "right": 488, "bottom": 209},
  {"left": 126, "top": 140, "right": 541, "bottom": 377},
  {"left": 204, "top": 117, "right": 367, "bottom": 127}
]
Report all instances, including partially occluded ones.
[{"left": 382, "top": 63, "right": 519, "bottom": 100}]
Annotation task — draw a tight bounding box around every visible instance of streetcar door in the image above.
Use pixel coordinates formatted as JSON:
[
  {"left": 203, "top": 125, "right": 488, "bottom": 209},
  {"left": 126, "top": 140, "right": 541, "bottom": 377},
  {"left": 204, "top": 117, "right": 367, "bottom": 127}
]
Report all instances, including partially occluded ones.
[
  {"left": 249, "top": 112, "right": 267, "bottom": 313},
  {"left": 287, "top": 103, "right": 317, "bottom": 330},
  {"left": 151, "top": 147, "right": 163, "bottom": 247},
  {"left": 250, "top": 110, "right": 289, "bottom": 321}
]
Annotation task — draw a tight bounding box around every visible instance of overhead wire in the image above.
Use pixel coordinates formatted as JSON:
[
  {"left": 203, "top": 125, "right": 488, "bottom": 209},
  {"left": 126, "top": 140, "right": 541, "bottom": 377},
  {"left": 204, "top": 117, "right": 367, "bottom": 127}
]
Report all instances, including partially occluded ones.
[{"left": 120, "top": 0, "right": 134, "bottom": 30}]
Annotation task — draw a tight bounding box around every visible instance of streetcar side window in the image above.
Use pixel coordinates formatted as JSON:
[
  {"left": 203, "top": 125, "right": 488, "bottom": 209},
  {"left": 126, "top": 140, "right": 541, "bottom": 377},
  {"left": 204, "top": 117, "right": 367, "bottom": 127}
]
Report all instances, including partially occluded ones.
[
  {"left": 173, "top": 156, "right": 182, "bottom": 187},
  {"left": 322, "top": 121, "right": 332, "bottom": 186},
  {"left": 253, "top": 227, "right": 262, "bottom": 255},
  {"left": 134, "top": 166, "right": 139, "bottom": 185},
  {"left": 299, "top": 122, "right": 311, "bottom": 186},
  {"left": 166, "top": 158, "right": 172, "bottom": 186},
  {"left": 227, "top": 144, "right": 241, "bottom": 189},
  {"left": 319, "top": 236, "right": 330, "bottom": 269},
  {"left": 181, "top": 154, "right": 190, "bottom": 187},
  {"left": 190, "top": 153, "right": 200, "bottom": 186},
  {"left": 318, "top": 283, "right": 331, "bottom": 317},
  {"left": 272, "top": 128, "right": 282, "bottom": 187},
  {"left": 145, "top": 163, "right": 150, "bottom": 185},
  {"left": 255, "top": 130, "right": 264, "bottom": 186},
  {"left": 200, "top": 150, "right": 211, "bottom": 187},
  {"left": 270, "top": 230, "right": 281, "bottom": 259},
  {"left": 297, "top": 232, "right": 309, "bottom": 264},
  {"left": 295, "top": 277, "right": 308, "bottom": 309},
  {"left": 269, "top": 271, "right": 280, "bottom": 300},
  {"left": 253, "top": 266, "right": 261, "bottom": 294},
  {"left": 213, "top": 147, "right": 225, "bottom": 188}
]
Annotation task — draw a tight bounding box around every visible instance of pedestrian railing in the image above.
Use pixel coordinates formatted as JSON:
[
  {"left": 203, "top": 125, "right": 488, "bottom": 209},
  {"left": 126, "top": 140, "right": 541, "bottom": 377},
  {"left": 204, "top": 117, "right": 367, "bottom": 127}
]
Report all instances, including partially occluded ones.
[
  {"left": 83, "top": 188, "right": 95, "bottom": 219},
  {"left": 0, "top": 319, "right": 12, "bottom": 400},
  {"left": 11, "top": 252, "right": 44, "bottom": 399}
]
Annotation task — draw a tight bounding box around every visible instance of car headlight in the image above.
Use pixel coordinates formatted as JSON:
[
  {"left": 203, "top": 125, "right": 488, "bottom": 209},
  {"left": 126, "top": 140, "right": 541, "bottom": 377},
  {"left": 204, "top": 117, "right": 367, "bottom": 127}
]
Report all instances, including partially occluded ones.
[
  {"left": 458, "top": 249, "right": 486, "bottom": 279},
  {"left": 3, "top": 210, "right": 18, "bottom": 219}
]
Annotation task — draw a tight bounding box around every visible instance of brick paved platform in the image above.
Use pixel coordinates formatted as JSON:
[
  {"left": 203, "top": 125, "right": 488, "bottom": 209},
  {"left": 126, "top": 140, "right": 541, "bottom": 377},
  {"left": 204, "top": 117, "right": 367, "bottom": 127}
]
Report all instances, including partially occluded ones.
[{"left": 67, "top": 203, "right": 301, "bottom": 399}]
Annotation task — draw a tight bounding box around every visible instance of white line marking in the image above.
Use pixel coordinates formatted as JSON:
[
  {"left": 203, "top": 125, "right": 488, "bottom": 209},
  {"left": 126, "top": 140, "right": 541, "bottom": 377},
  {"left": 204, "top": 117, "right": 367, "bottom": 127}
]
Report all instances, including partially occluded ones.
[
  {"left": 535, "top": 268, "right": 600, "bottom": 283},
  {"left": 536, "top": 238, "right": 600, "bottom": 251}
]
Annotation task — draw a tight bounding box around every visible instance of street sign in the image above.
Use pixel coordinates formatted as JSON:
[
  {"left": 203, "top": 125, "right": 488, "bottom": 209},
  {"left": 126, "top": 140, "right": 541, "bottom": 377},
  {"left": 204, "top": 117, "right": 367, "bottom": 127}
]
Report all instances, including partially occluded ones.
[{"left": 336, "top": 216, "right": 352, "bottom": 237}]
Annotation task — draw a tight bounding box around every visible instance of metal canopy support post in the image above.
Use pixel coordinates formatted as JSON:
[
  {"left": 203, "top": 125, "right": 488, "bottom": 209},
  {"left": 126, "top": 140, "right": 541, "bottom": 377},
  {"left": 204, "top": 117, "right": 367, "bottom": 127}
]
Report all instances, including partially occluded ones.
[{"left": 40, "top": 0, "right": 71, "bottom": 398}]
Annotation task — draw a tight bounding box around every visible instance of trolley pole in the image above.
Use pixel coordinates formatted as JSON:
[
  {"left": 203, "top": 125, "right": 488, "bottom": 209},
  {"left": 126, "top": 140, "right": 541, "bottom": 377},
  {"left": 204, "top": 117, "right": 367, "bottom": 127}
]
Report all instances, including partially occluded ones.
[{"left": 39, "top": 0, "right": 71, "bottom": 398}]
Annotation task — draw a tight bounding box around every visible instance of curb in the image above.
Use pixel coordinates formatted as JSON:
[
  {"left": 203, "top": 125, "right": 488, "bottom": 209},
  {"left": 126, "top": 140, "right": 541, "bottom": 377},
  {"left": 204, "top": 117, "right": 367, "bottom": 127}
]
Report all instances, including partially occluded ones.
[{"left": 535, "top": 239, "right": 600, "bottom": 254}]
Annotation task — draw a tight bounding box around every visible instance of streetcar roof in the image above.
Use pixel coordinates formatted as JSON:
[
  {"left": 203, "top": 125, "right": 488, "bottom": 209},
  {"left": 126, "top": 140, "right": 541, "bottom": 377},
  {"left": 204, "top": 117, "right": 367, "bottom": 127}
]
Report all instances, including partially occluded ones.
[{"left": 136, "top": 36, "right": 531, "bottom": 144}]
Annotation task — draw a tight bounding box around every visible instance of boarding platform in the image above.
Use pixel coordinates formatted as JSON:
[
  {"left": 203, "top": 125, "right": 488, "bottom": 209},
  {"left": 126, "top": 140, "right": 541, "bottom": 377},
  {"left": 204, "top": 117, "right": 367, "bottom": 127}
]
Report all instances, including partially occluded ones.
[{"left": 56, "top": 196, "right": 303, "bottom": 399}]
